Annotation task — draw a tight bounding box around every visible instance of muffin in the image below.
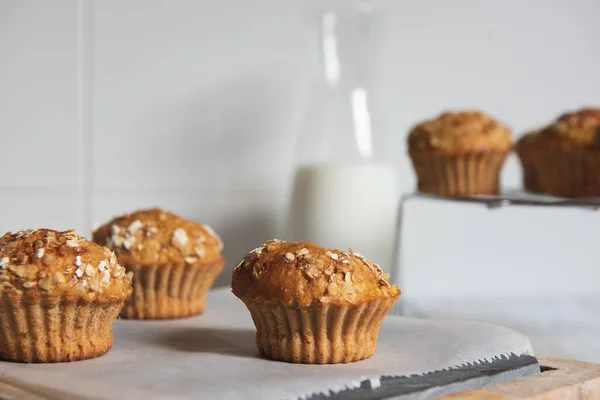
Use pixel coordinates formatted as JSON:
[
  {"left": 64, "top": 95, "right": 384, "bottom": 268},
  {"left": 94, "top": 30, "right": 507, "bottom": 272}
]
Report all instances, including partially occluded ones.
[
  {"left": 515, "top": 130, "right": 544, "bottom": 194},
  {"left": 408, "top": 110, "right": 514, "bottom": 197},
  {"left": 0, "top": 229, "right": 132, "bottom": 363},
  {"left": 93, "top": 208, "right": 224, "bottom": 319},
  {"left": 231, "top": 240, "right": 400, "bottom": 364},
  {"left": 516, "top": 108, "right": 600, "bottom": 197}
]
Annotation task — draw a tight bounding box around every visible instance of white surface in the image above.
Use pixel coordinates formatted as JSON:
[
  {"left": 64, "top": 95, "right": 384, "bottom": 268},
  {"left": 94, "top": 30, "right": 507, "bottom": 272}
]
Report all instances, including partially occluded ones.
[
  {"left": 0, "top": 288, "right": 533, "bottom": 400},
  {"left": 402, "top": 296, "right": 600, "bottom": 364},
  {"left": 398, "top": 198, "right": 600, "bottom": 297},
  {"left": 282, "top": 164, "right": 398, "bottom": 274},
  {"left": 1, "top": 0, "right": 600, "bottom": 293}
]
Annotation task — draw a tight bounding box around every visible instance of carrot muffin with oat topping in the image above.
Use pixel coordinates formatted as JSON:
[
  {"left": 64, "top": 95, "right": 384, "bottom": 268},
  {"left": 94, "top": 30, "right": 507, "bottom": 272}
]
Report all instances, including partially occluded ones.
[
  {"left": 515, "top": 129, "right": 544, "bottom": 194},
  {"left": 516, "top": 107, "right": 600, "bottom": 197},
  {"left": 0, "top": 229, "right": 132, "bottom": 363},
  {"left": 93, "top": 208, "right": 224, "bottom": 319},
  {"left": 408, "top": 110, "right": 513, "bottom": 196},
  {"left": 231, "top": 240, "right": 400, "bottom": 364}
]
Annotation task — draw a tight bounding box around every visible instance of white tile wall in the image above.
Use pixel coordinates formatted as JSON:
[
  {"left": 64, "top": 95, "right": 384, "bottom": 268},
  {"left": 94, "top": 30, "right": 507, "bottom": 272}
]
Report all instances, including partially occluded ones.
[
  {"left": 0, "top": 0, "right": 78, "bottom": 188},
  {"left": 92, "top": 0, "right": 310, "bottom": 192},
  {"left": 2, "top": 0, "right": 600, "bottom": 292},
  {"left": 0, "top": 0, "right": 79, "bottom": 230}
]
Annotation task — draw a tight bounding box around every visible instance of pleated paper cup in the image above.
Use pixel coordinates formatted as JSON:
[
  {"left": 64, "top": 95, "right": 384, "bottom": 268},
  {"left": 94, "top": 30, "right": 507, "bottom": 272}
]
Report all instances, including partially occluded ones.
[
  {"left": 533, "top": 147, "right": 600, "bottom": 198},
  {"left": 120, "top": 258, "right": 224, "bottom": 319},
  {"left": 409, "top": 151, "right": 510, "bottom": 197},
  {"left": 0, "top": 295, "right": 124, "bottom": 363},
  {"left": 243, "top": 296, "right": 398, "bottom": 364},
  {"left": 516, "top": 145, "right": 544, "bottom": 194}
]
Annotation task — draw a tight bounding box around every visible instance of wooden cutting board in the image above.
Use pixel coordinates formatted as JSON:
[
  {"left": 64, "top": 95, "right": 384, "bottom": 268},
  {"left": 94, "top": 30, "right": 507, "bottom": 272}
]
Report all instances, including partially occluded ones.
[
  {"left": 0, "top": 357, "right": 597, "bottom": 399},
  {"left": 437, "top": 356, "right": 600, "bottom": 399}
]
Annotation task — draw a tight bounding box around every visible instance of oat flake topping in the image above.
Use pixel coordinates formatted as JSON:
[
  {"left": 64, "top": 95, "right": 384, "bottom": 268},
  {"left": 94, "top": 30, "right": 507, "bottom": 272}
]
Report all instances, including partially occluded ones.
[
  {"left": 231, "top": 239, "right": 399, "bottom": 307},
  {"left": 92, "top": 208, "right": 224, "bottom": 266},
  {"left": 0, "top": 229, "right": 132, "bottom": 300}
]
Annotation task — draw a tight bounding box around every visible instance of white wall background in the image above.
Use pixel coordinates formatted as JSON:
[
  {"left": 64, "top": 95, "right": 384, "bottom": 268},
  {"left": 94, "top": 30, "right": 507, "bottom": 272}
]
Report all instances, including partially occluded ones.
[{"left": 2, "top": 0, "right": 600, "bottom": 293}]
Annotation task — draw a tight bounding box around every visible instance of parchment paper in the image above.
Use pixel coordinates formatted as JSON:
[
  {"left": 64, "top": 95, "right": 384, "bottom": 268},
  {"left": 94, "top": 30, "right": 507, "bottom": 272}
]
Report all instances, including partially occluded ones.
[{"left": 0, "top": 288, "right": 533, "bottom": 400}]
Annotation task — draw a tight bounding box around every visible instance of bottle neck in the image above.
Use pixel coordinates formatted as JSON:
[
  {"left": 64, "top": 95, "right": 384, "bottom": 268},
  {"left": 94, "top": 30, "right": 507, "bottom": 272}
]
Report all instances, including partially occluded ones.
[
  {"left": 319, "top": 7, "right": 372, "bottom": 86},
  {"left": 293, "top": 3, "right": 384, "bottom": 167}
]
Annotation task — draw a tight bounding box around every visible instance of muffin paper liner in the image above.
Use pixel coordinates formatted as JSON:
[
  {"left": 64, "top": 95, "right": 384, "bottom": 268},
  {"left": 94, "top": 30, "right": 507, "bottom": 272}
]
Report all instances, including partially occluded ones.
[
  {"left": 409, "top": 151, "right": 509, "bottom": 197},
  {"left": 516, "top": 146, "right": 544, "bottom": 194},
  {"left": 0, "top": 296, "right": 124, "bottom": 363},
  {"left": 530, "top": 147, "right": 600, "bottom": 198},
  {"left": 243, "top": 297, "right": 398, "bottom": 364},
  {"left": 120, "top": 259, "right": 224, "bottom": 319}
]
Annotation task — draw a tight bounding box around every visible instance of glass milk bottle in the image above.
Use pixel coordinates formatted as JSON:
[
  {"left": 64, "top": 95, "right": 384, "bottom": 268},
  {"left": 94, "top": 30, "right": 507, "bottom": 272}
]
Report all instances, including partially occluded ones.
[{"left": 282, "top": 4, "right": 399, "bottom": 274}]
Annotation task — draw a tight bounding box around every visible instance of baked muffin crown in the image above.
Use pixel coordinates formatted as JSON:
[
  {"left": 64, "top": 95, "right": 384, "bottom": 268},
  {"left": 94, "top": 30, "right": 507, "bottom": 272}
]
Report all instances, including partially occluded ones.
[
  {"left": 516, "top": 129, "right": 540, "bottom": 147},
  {"left": 408, "top": 110, "right": 513, "bottom": 153},
  {"left": 231, "top": 240, "right": 400, "bottom": 307},
  {"left": 93, "top": 208, "right": 223, "bottom": 266},
  {"left": 0, "top": 229, "right": 132, "bottom": 301},
  {"left": 537, "top": 107, "right": 600, "bottom": 146}
]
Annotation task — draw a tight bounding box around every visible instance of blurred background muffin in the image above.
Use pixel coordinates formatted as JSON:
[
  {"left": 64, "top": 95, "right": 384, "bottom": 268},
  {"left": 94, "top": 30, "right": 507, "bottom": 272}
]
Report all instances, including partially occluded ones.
[
  {"left": 516, "top": 108, "right": 600, "bottom": 198},
  {"left": 93, "top": 208, "right": 224, "bottom": 319},
  {"left": 408, "top": 110, "right": 514, "bottom": 197},
  {"left": 515, "top": 130, "right": 544, "bottom": 194},
  {"left": 231, "top": 239, "right": 400, "bottom": 364},
  {"left": 0, "top": 229, "right": 131, "bottom": 363}
]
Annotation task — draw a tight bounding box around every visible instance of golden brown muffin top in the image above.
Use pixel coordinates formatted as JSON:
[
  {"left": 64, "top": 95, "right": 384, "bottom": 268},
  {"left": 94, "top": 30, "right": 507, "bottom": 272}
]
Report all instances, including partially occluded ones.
[
  {"left": 534, "top": 107, "right": 600, "bottom": 147},
  {"left": 408, "top": 110, "right": 514, "bottom": 153},
  {"left": 93, "top": 208, "right": 223, "bottom": 266},
  {"left": 231, "top": 240, "right": 400, "bottom": 307},
  {"left": 515, "top": 129, "right": 542, "bottom": 151},
  {"left": 0, "top": 229, "right": 132, "bottom": 302}
]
